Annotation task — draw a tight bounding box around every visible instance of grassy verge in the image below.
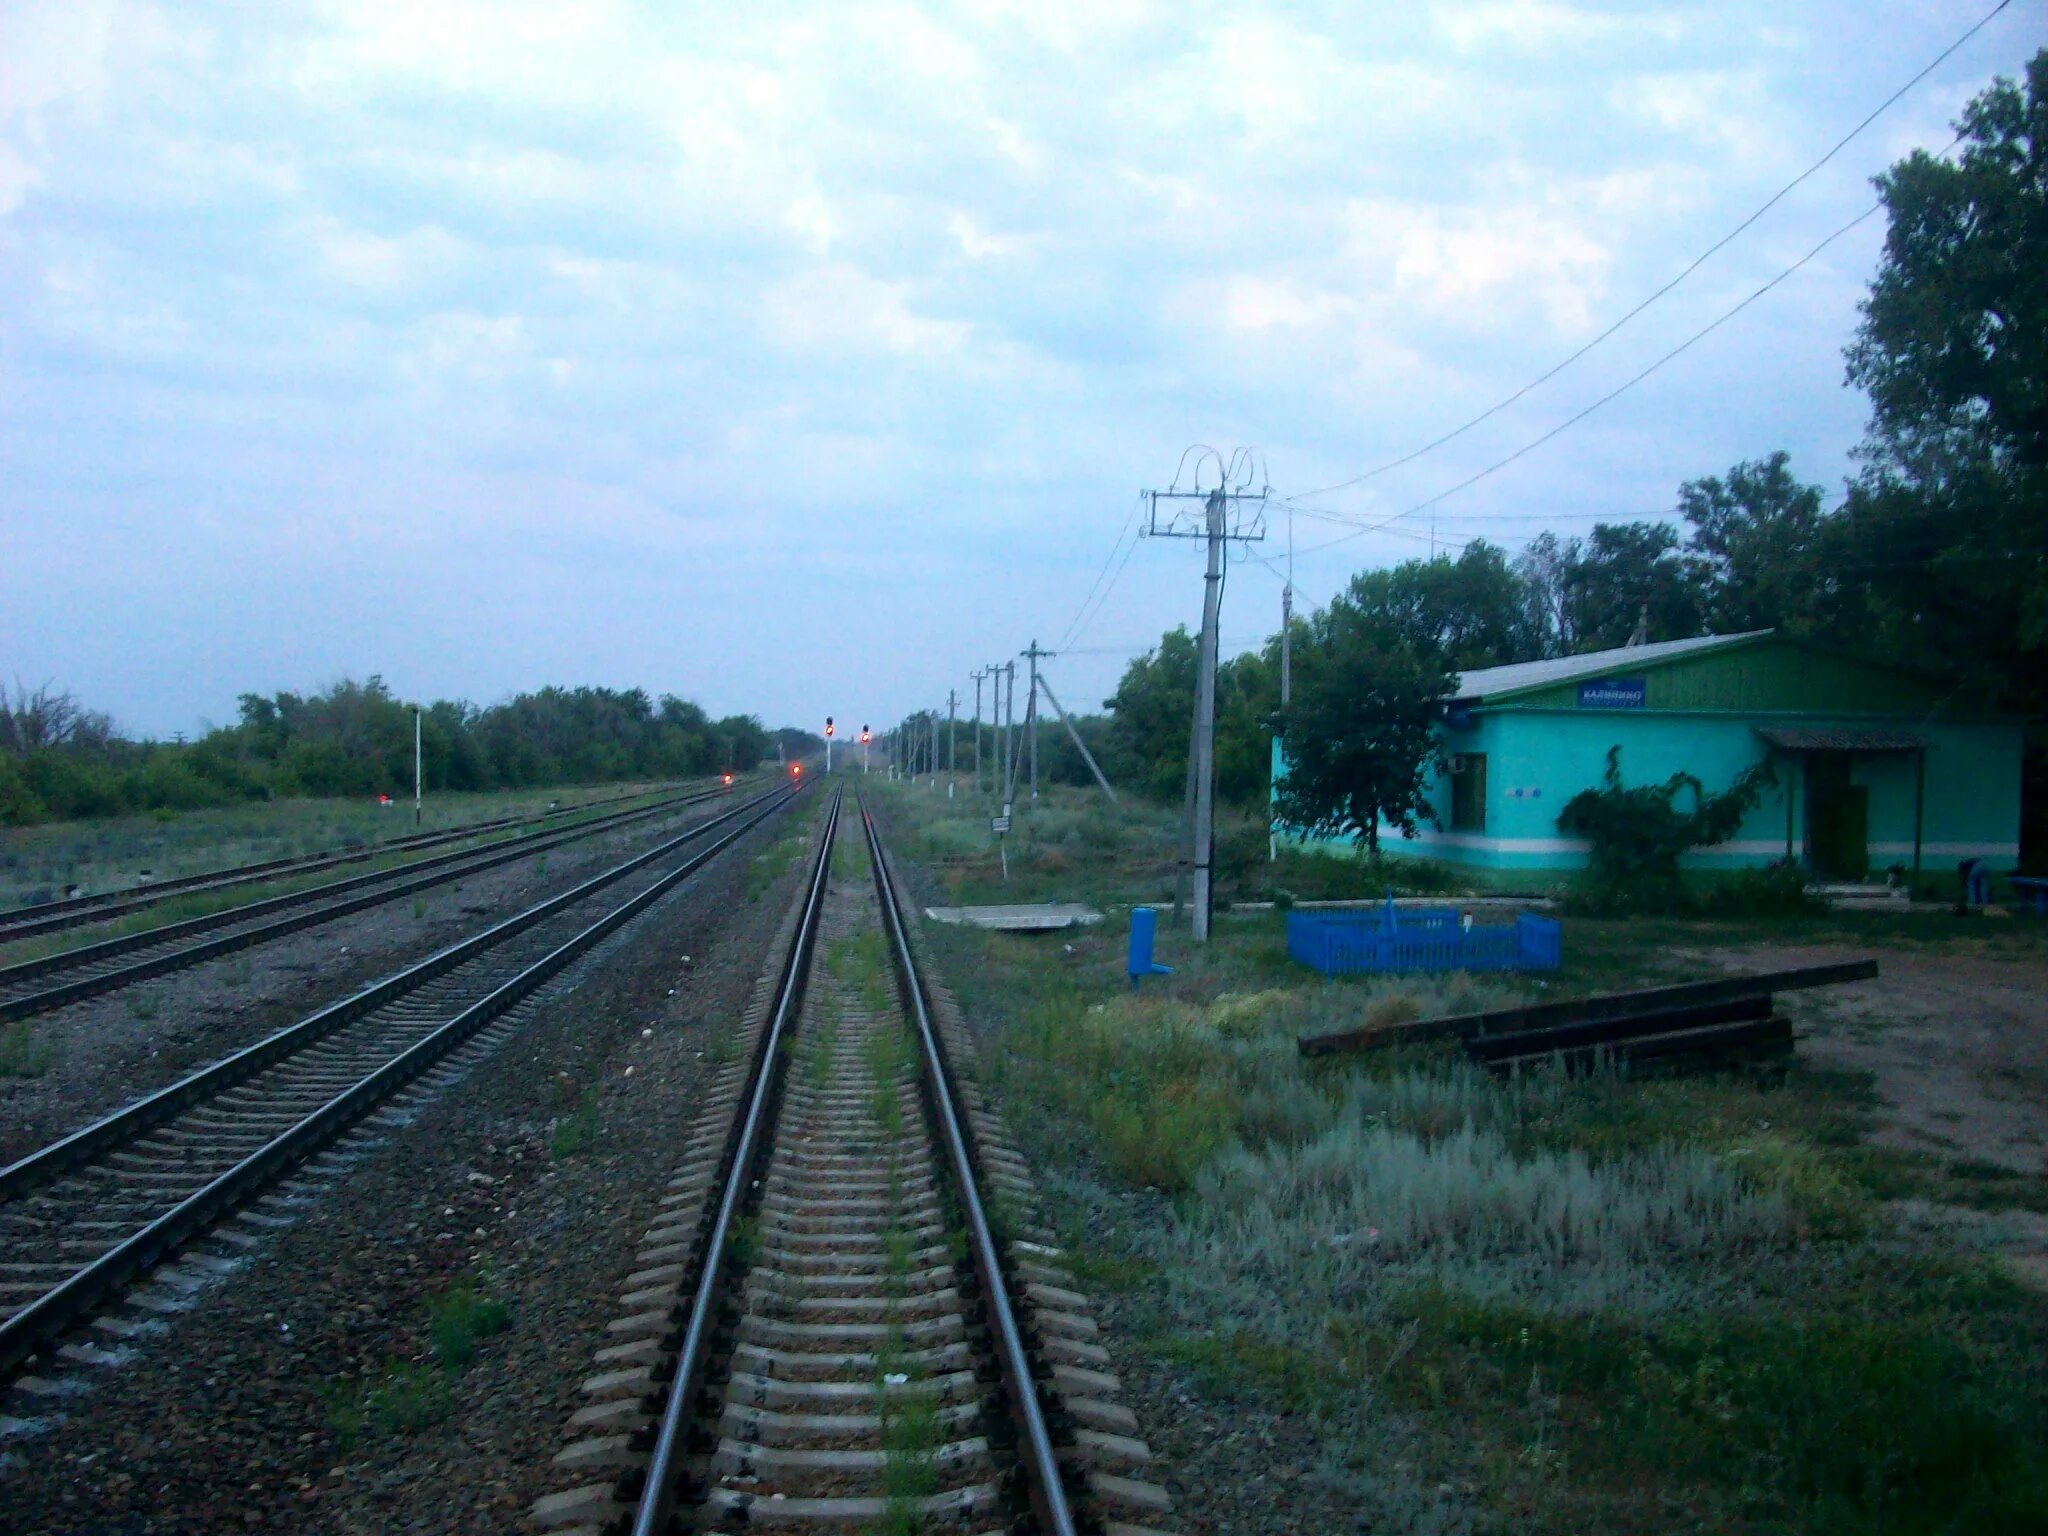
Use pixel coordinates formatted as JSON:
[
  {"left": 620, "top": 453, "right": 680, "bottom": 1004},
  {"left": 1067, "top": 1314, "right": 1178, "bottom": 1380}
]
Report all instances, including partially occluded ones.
[{"left": 878, "top": 783, "right": 2048, "bottom": 1534}]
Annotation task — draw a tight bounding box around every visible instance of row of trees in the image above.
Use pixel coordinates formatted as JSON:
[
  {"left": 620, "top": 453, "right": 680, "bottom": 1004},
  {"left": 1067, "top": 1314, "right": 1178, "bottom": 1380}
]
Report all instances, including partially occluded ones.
[
  {"left": 1086, "top": 54, "right": 2045, "bottom": 852},
  {"left": 0, "top": 677, "right": 780, "bottom": 825}
]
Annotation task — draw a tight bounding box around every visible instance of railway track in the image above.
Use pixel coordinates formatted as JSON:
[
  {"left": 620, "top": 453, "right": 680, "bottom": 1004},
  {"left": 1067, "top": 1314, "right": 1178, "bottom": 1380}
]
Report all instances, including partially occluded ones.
[
  {"left": 0, "top": 783, "right": 678, "bottom": 945},
  {"left": 533, "top": 792, "right": 1174, "bottom": 1536},
  {"left": 0, "top": 781, "right": 804, "bottom": 1382},
  {"left": 0, "top": 780, "right": 754, "bottom": 1025}
]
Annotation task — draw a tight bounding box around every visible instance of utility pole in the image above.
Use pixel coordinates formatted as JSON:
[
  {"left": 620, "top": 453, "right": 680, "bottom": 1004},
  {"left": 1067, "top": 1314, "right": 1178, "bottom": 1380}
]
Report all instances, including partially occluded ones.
[
  {"left": 1142, "top": 451, "right": 1267, "bottom": 941},
  {"left": 414, "top": 707, "right": 423, "bottom": 827},
  {"left": 1275, "top": 501, "right": 1293, "bottom": 863},
  {"left": 1001, "top": 661, "right": 1017, "bottom": 814},
  {"left": 947, "top": 690, "right": 957, "bottom": 782},
  {"left": 970, "top": 669, "right": 985, "bottom": 793},
  {"left": 1022, "top": 639, "right": 1049, "bottom": 801}
]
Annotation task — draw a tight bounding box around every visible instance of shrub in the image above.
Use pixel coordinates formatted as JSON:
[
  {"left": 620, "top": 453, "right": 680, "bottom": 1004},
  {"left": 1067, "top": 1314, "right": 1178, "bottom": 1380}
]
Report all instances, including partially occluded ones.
[{"left": 1558, "top": 747, "right": 1775, "bottom": 915}]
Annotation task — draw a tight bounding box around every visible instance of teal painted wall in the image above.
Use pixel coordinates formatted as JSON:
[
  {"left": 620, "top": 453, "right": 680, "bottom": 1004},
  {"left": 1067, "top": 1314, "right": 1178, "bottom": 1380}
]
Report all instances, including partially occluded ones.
[{"left": 1285, "top": 709, "right": 2023, "bottom": 876}]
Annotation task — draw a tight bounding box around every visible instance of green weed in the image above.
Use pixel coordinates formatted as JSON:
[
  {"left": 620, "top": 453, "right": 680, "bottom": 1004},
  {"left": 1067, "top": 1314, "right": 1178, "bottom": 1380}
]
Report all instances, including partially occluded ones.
[
  {"left": 549, "top": 1087, "right": 601, "bottom": 1158},
  {"left": 0, "top": 1020, "right": 53, "bottom": 1077},
  {"left": 427, "top": 1279, "right": 512, "bottom": 1369}
]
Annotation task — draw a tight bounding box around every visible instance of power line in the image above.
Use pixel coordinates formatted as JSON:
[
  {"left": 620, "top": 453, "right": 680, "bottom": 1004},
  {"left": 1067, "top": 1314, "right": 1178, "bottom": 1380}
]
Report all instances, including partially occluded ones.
[
  {"left": 1292, "top": 0, "right": 2014, "bottom": 503},
  {"left": 1058, "top": 495, "right": 1142, "bottom": 650},
  {"left": 1291, "top": 195, "right": 1890, "bottom": 558},
  {"left": 1064, "top": 513, "right": 1146, "bottom": 649}
]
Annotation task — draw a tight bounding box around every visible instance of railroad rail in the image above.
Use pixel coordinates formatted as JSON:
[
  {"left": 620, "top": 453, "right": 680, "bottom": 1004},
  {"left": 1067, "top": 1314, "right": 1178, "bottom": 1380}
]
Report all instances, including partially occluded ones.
[
  {"left": 0, "top": 783, "right": 681, "bottom": 943},
  {"left": 532, "top": 793, "right": 1174, "bottom": 1536},
  {"left": 0, "top": 781, "right": 803, "bottom": 1381},
  {"left": 0, "top": 780, "right": 752, "bottom": 1025}
]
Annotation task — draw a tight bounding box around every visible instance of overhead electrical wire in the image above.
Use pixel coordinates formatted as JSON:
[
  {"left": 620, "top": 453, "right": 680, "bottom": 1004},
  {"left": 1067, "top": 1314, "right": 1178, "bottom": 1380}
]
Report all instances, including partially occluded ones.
[
  {"left": 1289, "top": 193, "right": 1893, "bottom": 558},
  {"left": 1058, "top": 495, "right": 1143, "bottom": 650},
  {"left": 1291, "top": 0, "right": 2013, "bottom": 504}
]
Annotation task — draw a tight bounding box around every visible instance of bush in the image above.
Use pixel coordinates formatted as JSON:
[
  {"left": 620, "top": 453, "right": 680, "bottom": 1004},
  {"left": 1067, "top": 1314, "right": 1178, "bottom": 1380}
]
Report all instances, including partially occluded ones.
[{"left": 1558, "top": 747, "right": 1775, "bottom": 915}]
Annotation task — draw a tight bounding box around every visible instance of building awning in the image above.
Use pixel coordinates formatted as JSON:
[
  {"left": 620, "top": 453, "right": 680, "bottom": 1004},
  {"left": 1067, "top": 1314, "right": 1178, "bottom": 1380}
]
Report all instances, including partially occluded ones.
[{"left": 1755, "top": 726, "right": 1924, "bottom": 753}]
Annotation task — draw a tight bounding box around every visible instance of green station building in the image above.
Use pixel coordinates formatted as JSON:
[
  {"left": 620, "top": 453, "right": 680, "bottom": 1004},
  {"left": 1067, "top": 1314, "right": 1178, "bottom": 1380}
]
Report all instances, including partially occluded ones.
[{"left": 1280, "top": 629, "right": 2024, "bottom": 884}]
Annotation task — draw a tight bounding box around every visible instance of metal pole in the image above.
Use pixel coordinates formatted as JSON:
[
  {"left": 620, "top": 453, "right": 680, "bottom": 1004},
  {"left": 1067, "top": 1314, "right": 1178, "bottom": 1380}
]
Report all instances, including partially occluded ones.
[
  {"left": 1191, "top": 489, "right": 1224, "bottom": 941},
  {"left": 1037, "top": 675, "right": 1117, "bottom": 804}
]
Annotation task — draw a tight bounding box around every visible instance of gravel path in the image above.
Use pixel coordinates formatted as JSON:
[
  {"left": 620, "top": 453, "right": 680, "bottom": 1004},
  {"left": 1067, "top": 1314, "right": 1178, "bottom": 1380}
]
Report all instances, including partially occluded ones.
[
  {"left": 0, "top": 794, "right": 759, "bottom": 1167},
  {"left": 0, "top": 794, "right": 820, "bottom": 1534}
]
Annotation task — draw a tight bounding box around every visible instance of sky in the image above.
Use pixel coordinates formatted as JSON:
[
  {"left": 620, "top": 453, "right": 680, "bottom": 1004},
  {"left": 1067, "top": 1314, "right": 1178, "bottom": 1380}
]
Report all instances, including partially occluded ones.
[{"left": 1, "top": 0, "right": 2039, "bottom": 740}]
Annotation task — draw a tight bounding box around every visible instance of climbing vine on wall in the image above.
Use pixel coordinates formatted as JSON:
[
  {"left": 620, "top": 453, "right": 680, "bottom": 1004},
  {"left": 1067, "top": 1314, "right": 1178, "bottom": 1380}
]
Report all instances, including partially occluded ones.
[{"left": 1557, "top": 746, "right": 1777, "bottom": 913}]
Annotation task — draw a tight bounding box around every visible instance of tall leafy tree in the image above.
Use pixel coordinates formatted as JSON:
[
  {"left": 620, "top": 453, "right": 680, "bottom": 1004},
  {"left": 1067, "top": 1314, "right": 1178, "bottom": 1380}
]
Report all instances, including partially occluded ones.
[
  {"left": 1273, "top": 574, "right": 1455, "bottom": 854},
  {"left": 1350, "top": 542, "right": 1536, "bottom": 669},
  {"left": 1838, "top": 50, "right": 2048, "bottom": 713},
  {"left": 1562, "top": 522, "right": 1707, "bottom": 651},
  {"left": 1513, "top": 531, "right": 1578, "bottom": 658},
  {"left": 1678, "top": 451, "right": 1828, "bottom": 635}
]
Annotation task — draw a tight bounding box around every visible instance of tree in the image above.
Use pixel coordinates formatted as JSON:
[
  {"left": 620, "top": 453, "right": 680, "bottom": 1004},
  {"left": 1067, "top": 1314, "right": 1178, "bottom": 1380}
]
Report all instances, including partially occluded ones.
[
  {"left": 1678, "top": 451, "right": 1828, "bottom": 635},
  {"left": 1837, "top": 49, "right": 2048, "bottom": 714},
  {"left": 1514, "top": 531, "right": 1578, "bottom": 658},
  {"left": 1562, "top": 522, "right": 1707, "bottom": 651},
  {"left": 1349, "top": 542, "right": 1536, "bottom": 670},
  {"left": 1273, "top": 575, "right": 1456, "bottom": 855}
]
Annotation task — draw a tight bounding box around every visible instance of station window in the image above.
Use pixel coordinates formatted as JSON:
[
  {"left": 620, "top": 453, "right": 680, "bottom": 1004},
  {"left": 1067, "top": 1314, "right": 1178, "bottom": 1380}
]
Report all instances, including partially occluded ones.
[{"left": 1450, "top": 753, "right": 1487, "bottom": 832}]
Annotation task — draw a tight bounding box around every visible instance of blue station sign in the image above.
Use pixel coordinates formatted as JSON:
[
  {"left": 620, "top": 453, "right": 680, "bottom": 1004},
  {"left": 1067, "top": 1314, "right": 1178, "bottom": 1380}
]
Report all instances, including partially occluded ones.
[{"left": 1577, "top": 677, "right": 1646, "bottom": 710}]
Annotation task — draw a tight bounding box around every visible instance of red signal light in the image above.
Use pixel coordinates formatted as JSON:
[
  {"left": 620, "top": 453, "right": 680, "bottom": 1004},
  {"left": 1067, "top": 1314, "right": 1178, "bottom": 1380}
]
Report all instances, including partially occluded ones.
[
  {"left": 722, "top": 772, "right": 733, "bottom": 786},
  {"left": 791, "top": 763, "right": 802, "bottom": 777}
]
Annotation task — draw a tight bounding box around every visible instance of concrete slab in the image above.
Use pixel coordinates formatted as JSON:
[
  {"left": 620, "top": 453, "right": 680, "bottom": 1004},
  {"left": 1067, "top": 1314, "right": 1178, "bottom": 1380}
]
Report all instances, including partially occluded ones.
[{"left": 923, "top": 903, "right": 1104, "bottom": 931}]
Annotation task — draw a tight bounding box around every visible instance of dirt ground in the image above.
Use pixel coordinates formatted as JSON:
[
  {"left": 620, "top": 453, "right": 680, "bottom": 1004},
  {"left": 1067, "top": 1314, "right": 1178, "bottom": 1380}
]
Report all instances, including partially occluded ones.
[{"left": 1686, "top": 936, "right": 2048, "bottom": 1287}]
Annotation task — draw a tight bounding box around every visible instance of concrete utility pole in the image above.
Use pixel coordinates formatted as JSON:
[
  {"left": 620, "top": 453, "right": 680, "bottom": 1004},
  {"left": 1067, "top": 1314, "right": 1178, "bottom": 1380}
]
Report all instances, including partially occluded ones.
[
  {"left": 1142, "top": 451, "right": 1268, "bottom": 942},
  {"left": 414, "top": 707, "right": 423, "bottom": 827},
  {"left": 947, "top": 690, "right": 957, "bottom": 779},
  {"left": 1036, "top": 673, "right": 1117, "bottom": 804},
  {"left": 1001, "top": 661, "right": 1017, "bottom": 814},
  {"left": 970, "top": 669, "right": 985, "bottom": 793},
  {"left": 1275, "top": 501, "right": 1293, "bottom": 863},
  {"left": 1022, "top": 639, "right": 1050, "bottom": 801}
]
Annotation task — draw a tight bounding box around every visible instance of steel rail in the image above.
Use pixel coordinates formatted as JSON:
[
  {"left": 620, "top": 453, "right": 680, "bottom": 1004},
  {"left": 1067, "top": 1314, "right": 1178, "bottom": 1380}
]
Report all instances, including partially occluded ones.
[
  {"left": 0, "top": 783, "right": 795, "bottom": 1206},
  {"left": 0, "top": 781, "right": 804, "bottom": 1379},
  {"left": 859, "top": 797, "right": 1080, "bottom": 1536},
  {"left": 0, "top": 783, "right": 741, "bottom": 1024},
  {"left": 627, "top": 786, "right": 842, "bottom": 1536},
  {"left": 0, "top": 782, "right": 687, "bottom": 942}
]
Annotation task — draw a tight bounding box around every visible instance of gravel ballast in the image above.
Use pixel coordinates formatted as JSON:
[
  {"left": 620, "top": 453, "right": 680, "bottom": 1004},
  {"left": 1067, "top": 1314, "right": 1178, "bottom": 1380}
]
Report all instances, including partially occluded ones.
[
  {"left": 0, "top": 794, "right": 820, "bottom": 1534},
  {"left": 0, "top": 793, "right": 767, "bottom": 1167}
]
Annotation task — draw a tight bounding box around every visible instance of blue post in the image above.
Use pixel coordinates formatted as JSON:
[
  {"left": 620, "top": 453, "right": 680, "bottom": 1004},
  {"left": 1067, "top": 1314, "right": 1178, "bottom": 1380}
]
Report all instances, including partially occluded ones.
[{"left": 1128, "top": 907, "right": 1175, "bottom": 988}]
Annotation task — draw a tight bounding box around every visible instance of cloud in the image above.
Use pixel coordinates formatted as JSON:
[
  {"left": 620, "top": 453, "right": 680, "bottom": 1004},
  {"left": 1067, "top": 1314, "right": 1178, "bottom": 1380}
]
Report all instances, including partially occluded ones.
[
  {"left": 0, "top": 0, "right": 1997, "bottom": 735},
  {"left": 764, "top": 262, "right": 970, "bottom": 358}
]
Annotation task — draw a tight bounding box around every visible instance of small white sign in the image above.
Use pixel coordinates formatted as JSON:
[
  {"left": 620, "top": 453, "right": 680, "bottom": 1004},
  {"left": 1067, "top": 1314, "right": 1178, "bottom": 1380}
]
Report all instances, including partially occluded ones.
[{"left": 991, "top": 815, "right": 1011, "bottom": 833}]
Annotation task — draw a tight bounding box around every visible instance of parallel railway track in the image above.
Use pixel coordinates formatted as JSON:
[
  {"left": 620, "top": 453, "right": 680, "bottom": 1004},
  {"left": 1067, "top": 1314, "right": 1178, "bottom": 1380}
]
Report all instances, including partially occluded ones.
[
  {"left": 0, "top": 780, "right": 752, "bottom": 1025},
  {"left": 533, "top": 792, "right": 1173, "bottom": 1536},
  {"left": 0, "top": 783, "right": 677, "bottom": 944},
  {"left": 0, "top": 782, "right": 803, "bottom": 1381}
]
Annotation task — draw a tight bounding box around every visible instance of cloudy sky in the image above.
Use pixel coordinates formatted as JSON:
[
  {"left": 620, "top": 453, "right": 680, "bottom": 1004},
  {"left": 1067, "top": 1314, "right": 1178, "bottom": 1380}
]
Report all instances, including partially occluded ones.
[{"left": 1, "top": 0, "right": 2037, "bottom": 738}]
